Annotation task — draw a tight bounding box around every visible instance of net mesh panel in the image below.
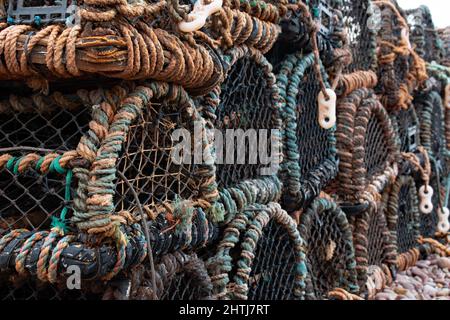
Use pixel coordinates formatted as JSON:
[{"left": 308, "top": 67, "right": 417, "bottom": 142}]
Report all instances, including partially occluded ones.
[
  {"left": 364, "top": 114, "right": 390, "bottom": 178},
  {"left": 114, "top": 101, "right": 198, "bottom": 212},
  {"left": 246, "top": 219, "right": 297, "bottom": 300},
  {"left": 0, "top": 107, "right": 89, "bottom": 233},
  {"left": 366, "top": 208, "right": 390, "bottom": 266},
  {"left": 394, "top": 108, "right": 419, "bottom": 153},
  {"left": 159, "top": 263, "right": 212, "bottom": 300},
  {"left": 300, "top": 208, "right": 353, "bottom": 299},
  {"left": 215, "top": 56, "right": 274, "bottom": 189},
  {"left": 396, "top": 183, "right": 419, "bottom": 253},
  {"left": 130, "top": 253, "right": 213, "bottom": 300},
  {"left": 337, "top": 0, "right": 374, "bottom": 72},
  {"left": 0, "top": 104, "right": 101, "bottom": 300},
  {"left": 394, "top": 53, "right": 410, "bottom": 86},
  {"left": 430, "top": 97, "right": 445, "bottom": 161},
  {"left": 297, "top": 68, "right": 334, "bottom": 178},
  {"left": 389, "top": 3, "right": 411, "bottom": 86},
  {"left": 0, "top": 276, "right": 101, "bottom": 300}
]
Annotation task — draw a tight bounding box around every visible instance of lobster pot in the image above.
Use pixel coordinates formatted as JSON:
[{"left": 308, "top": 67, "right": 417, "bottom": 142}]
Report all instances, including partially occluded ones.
[
  {"left": 349, "top": 198, "right": 397, "bottom": 293},
  {"left": 0, "top": 82, "right": 222, "bottom": 293},
  {"left": 206, "top": 203, "right": 307, "bottom": 300},
  {"left": 277, "top": 52, "right": 337, "bottom": 212},
  {"left": 336, "top": 0, "right": 377, "bottom": 72},
  {"left": 298, "top": 198, "right": 359, "bottom": 300},
  {"left": 415, "top": 91, "right": 446, "bottom": 160},
  {"left": 119, "top": 252, "right": 213, "bottom": 300},
  {"left": 415, "top": 90, "right": 448, "bottom": 236},
  {"left": 0, "top": 92, "right": 91, "bottom": 233},
  {"left": 336, "top": 88, "right": 399, "bottom": 206},
  {"left": 406, "top": 6, "right": 445, "bottom": 63},
  {"left": 198, "top": 46, "right": 283, "bottom": 223},
  {"left": 209, "top": 46, "right": 281, "bottom": 189},
  {"left": 385, "top": 175, "right": 421, "bottom": 255}
]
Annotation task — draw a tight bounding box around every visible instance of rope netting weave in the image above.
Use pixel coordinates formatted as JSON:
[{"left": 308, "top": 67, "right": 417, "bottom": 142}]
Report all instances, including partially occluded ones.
[
  {"left": 277, "top": 52, "right": 337, "bottom": 211},
  {"left": 206, "top": 202, "right": 307, "bottom": 300},
  {"left": 385, "top": 175, "right": 420, "bottom": 255},
  {"left": 107, "top": 251, "right": 214, "bottom": 300},
  {"left": 391, "top": 107, "right": 420, "bottom": 154},
  {"left": 199, "top": 45, "right": 284, "bottom": 226},
  {"left": 0, "top": 111, "right": 88, "bottom": 233},
  {"left": 0, "top": 277, "right": 102, "bottom": 300},
  {"left": 298, "top": 197, "right": 359, "bottom": 300}
]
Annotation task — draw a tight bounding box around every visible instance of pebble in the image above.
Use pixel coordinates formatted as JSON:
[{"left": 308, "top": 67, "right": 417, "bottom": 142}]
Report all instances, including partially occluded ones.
[
  {"left": 437, "top": 257, "right": 450, "bottom": 269},
  {"left": 375, "top": 255, "right": 450, "bottom": 300}
]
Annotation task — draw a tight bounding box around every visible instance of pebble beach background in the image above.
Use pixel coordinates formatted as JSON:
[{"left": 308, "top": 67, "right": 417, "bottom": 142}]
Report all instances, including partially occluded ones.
[{"left": 375, "top": 255, "right": 450, "bottom": 300}]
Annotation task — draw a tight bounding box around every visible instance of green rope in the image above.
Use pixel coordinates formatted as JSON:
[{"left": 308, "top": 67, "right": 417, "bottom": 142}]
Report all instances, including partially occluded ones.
[{"left": 5, "top": 155, "right": 73, "bottom": 233}]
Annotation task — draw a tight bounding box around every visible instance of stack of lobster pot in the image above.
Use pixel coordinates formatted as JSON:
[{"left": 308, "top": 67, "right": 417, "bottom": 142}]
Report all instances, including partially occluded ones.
[{"left": 0, "top": 0, "right": 449, "bottom": 301}]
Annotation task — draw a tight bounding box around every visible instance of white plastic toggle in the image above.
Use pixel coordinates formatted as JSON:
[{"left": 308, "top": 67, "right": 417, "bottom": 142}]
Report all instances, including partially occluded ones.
[
  {"left": 318, "top": 88, "right": 336, "bottom": 130},
  {"left": 178, "top": 0, "right": 223, "bottom": 33},
  {"left": 418, "top": 185, "right": 433, "bottom": 214},
  {"left": 437, "top": 207, "right": 450, "bottom": 234}
]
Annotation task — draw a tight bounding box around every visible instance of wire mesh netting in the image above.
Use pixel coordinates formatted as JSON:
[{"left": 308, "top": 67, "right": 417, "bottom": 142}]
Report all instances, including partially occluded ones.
[
  {"left": 214, "top": 48, "right": 280, "bottom": 189},
  {"left": 336, "top": 88, "right": 398, "bottom": 205},
  {"left": 364, "top": 114, "right": 391, "bottom": 179},
  {"left": 296, "top": 70, "right": 335, "bottom": 182},
  {"left": 0, "top": 105, "right": 89, "bottom": 233},
  {"left": 386, "top": 176, "right": 421, "bottom": 255},
  {"left": 350, "top": 205, "right": 396, "bottom": 294},
  {"left": 298, "top": 198, "right": 358, "bottom": 299},
  {"left": 366, "top": 207, "right": 395, "bottom": 267},
  {"left": 206, "top": 203, "right": 305, "bottom": 300},
  {"left": 392, "top": 108, "right": 420, "bottom": 154},
  {"left": 246, "top": 219, "right": 299, "bottom": 300},
  {"left": 115, "top": 101, "right": 200, "bottom": 212},
  {"left": 0, "top": 280, "right": 99, "bottom": 301},
  {"left": 276, "top": 51, "right": 337, "bottom": 212},
  {"left": 337, "top": 0, "right": 376, "bottom": 72},
  {"left": 104, "top": 251, "right": 214, "bottom": 300}
]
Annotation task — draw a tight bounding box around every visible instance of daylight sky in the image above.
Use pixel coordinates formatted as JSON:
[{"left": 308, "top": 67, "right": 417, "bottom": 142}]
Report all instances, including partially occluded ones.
[{"left": 397, "top": 0, "right": 449, "bottom": 28}]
